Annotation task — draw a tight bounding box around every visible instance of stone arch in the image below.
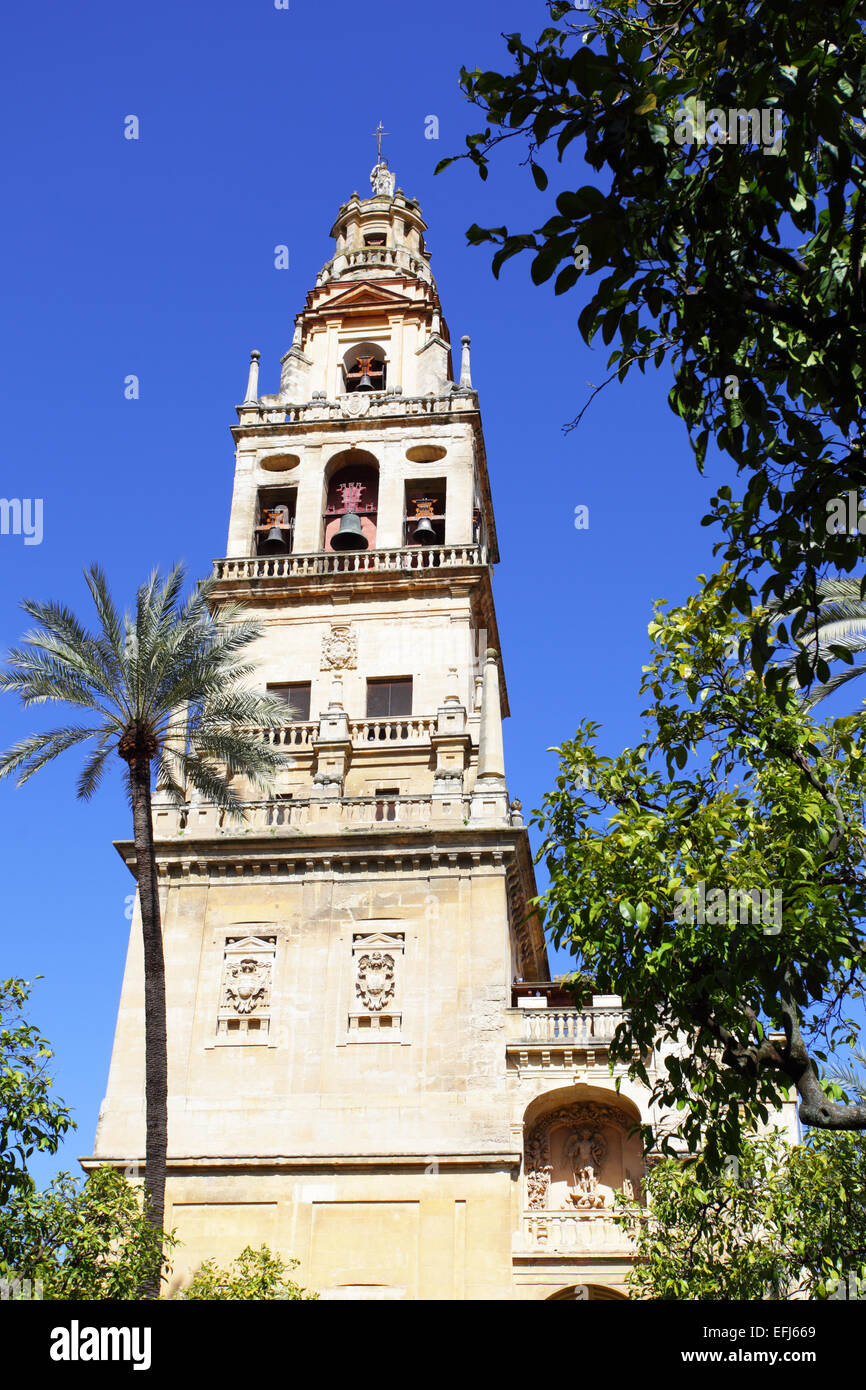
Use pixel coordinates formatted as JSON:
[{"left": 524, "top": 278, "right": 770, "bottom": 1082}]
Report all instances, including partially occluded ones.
[
  {"left": 342, "top": 340, "right": 388, "bottom": 392},
  {"left": 322, "top": 448, "right": 380, "bottom": 551},
  {"left": 523, "top": 1087, "right": 644, "bottom": 1213},
  {"left": 546, "top": 1283, "right": 628, "bottom": 1301}
]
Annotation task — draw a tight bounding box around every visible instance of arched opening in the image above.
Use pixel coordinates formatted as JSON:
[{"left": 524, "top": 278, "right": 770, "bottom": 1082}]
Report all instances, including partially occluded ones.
[
  {"left": 323, "top": 449, "right": 379, "bottom": 552},
  {"left": 520, "top": 1086, "right": 644, "bottom": 1258},
  {"left": 546, "top": 1284, "right": 628, "bottom": 1301},
  {"left": 342, "top": 341, "right": 387, "bottom": 393}
]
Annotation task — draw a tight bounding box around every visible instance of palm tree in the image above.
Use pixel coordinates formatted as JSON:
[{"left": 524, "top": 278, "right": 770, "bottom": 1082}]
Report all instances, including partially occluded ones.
[
  {"left": 829, "top": 1046, "right": 866, "bottom": 1103},
  {"left": 0, "top": 564, "right": 292, "bottom": 1296},
  {"left": 775, "top": 576, "right": 866, "bottom": 707}
]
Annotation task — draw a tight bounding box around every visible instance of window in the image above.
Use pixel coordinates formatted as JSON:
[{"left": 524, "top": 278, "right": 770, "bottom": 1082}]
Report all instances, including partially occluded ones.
[
  {"left": 374, "top": 787, "right": 400, "bottom": 822},
  {"left": 404, "top": 482, "right": 446, "bottom": 546},
  {"left": 342, "top": 343, "right": 387, "bottom": 394},
  {"left": 366, "top": 678, "right": 412, "bottom": 717},
  {"left": 254, "top": 486, "right": 296, "bottom": 557},
  {"left": 364, "top": 233, "right": 386, "bottom": 247},
  {"left": 267, "top": 682, "right": 311, "bottom": 721}
]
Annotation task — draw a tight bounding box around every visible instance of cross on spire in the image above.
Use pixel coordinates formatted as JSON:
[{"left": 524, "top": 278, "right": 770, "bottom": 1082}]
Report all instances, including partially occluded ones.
[{"left": 372, "top": 121, "right": 389, "bottom": 164}]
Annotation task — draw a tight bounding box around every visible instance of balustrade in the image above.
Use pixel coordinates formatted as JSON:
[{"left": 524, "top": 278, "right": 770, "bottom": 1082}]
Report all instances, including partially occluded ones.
[
  {"left": 519, "top": 1210, "right": 634, "bottom": 1254},
  {"left": 213, "top": 545, "right": 486, "bottom": 583},
  {"left": 514, "top": 1008, "right": 629, "bottom": 1045}
]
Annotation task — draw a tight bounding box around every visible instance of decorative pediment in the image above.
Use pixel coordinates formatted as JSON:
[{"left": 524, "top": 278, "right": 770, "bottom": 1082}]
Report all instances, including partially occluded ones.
[
  {"left": 223, "top": 934, "right": 277, "bottom": 956},
  {"left": 319, "top": 282, "right": 414, "bottom": 312},
  {"left": 351, "top": 929, "right": 405, "bottom": 951}
]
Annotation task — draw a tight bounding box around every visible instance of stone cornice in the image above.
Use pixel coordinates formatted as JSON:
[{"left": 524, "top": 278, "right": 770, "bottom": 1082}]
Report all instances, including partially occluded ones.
[{"left": 81, "top": 1152, "right": 521, "bottom": 1173}]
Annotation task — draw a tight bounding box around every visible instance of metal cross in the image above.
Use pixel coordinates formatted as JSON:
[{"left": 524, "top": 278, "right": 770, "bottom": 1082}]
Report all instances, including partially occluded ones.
[{"left": 372, "top": 121, "right": 389, "bottom": 162}]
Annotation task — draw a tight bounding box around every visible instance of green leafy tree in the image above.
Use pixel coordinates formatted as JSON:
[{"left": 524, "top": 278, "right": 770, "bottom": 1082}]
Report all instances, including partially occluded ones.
[
  {"left": 0, "top": 978, "right": 72, "bottom": 1205},
  {"left": 617, "top": 1130, "right": 866, "bottom": 1299},
  {"left": 0, "top": 565, "right": 292, "bottom": 1295},
  {"left": 0, "top": 1165, "right": 173, "bottom": 1300},
  {"left": 533, "top": 572, "right": 866, "bottom": 1162},
  {"left": 440, "top": 0, "right": 866, "bottom": 674},
  {"left": 178, "top": 1245, "right": 318, "bottom": 1301}
]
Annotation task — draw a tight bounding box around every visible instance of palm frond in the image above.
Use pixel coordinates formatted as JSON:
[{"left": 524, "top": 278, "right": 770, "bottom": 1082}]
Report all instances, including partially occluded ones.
[{"left": 0, "top": 726, "right": 106, "bottom": 787}]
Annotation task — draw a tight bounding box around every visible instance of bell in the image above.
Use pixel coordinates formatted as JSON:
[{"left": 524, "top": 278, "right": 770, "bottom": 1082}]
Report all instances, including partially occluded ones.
[
  {"left": 331, "top": 511, "right": 369, "bottom": 551},
  {"left": 262, "top": 525, "right": 289, "bottom": 554},
  {"left": 411, "top": 515, "right": 438, "bottom": 545},
  {"left": 357, "top": 370, "right": 373, "bottom": 391}
]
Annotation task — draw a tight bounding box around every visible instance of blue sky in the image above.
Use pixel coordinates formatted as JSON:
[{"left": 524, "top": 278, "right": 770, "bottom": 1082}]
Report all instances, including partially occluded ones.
[{"left": 0, "top": 0, "right": 765, "bottom": 1184}]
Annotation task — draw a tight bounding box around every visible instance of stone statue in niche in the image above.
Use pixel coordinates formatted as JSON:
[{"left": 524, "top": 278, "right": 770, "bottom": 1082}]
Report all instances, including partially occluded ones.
[
  {"left": 355, "top": 951, "right": 395, "bottom": 1012},
  {"left": 224, "top": 957, "right": 270, "bottom": 1015},
  {"left": 565, "top": 1128, "right": 607, "bottom": 1209}
]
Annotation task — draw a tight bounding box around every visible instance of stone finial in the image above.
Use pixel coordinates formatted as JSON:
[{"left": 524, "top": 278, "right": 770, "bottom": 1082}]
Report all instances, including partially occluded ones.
[
  {"left": 459, "top": 335, "right": 472, "bottom": 388},
  {"left": 244, "top": 350, "right": 261, "bottom": 404}
]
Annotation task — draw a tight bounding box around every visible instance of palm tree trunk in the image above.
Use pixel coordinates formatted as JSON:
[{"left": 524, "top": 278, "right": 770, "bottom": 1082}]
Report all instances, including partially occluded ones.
[{"left": 128, "top": 757, "right": 168, "bottom": 1299}]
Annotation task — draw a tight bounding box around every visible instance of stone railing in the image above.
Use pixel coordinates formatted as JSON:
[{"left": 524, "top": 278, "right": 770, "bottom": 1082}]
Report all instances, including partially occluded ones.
[
  {"left": 506, "top": 1008, "right": 629, "bottom": 1046},
  {"left": 213, "top": 545, "right": 487, "bottom": 583},
  {"left": 324, "top": 246, "right": 433, "bottom": 283},
  {"left": 238, "top": 391, "right": 478, "bottom": 426},
  {"left": 249, "top": 718, "right": 438, "bottom": 750},
  {"left": 348, "top": 717, "right": 437, "bottom": 744},
  {"left": 518, "top": 1210, "right": 635, "bottom": 1255},
  {"left": 162, "top": 793, "right": 472, "bottom": 837},
  {"left": 254, "top": 723, "right": 318, "bottom": 747}
]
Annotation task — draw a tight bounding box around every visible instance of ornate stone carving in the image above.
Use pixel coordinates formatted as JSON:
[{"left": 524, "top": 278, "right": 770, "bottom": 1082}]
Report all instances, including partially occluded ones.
[
  {"left": 340, "top": 393, "right": 371, "bottom": 417},
  {"left": 355, "top": 950, "right": 396, "bottom": 1012},
  {"left": 565, "top": 1128, "right": 607, "bottom": 1209},
  {"left": 217, "top": 934, "right": 277, "bottom": 1040},
  {"left": 321, "top": 623, "right": 357, "bottom": 671},
  {"left": 525, "top": 1101, "right": 637, "bottom": 1212},
  {"left": 224, "top": 956, "right": 270, "bottom": 1015}
]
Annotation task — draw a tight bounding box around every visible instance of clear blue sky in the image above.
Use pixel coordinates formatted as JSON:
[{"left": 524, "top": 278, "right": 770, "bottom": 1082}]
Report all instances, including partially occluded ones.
[{"left": 1, "top": 0, "right": 742, "bottom": 1184}]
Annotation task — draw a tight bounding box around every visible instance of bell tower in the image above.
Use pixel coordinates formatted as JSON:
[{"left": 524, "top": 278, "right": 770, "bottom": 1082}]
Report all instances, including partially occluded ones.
[{"left": 91, "top": 155, "right": 552, "bottom": 1301}]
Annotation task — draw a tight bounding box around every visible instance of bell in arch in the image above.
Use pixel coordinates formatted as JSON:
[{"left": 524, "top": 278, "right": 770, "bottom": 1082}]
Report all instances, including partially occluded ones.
[
  {"left": 411, "top": 515, "right": 438, "bottom": 545},
  {"left": 261, "top": 503, "right": 291, "bottom": 555},
  {"left": 262, "top": 525, "right": 289, "bottom": 554},
  {"left": 331, "top": 511, "right": 369, "bottom": 551}
]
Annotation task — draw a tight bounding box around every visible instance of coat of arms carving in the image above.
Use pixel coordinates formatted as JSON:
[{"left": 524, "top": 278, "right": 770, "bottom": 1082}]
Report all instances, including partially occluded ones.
[
  {"left": 355, "top": 951, "right": 395, "bottom": 1012},
  {"left": 321, "top": 623, "right": 357, "bottom": 671},
  {"left": 223, "top": 956, "right": 271, "bottom": 1015}
]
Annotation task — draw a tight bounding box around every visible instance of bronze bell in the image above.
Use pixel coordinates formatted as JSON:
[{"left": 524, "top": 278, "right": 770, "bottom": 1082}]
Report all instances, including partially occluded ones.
[
  {"left": 331, "top": 511, "right": 369, "bottom": 551},
  {"left": 262, "top": 525, "right": 289, "bottom": 554},
  {"left": 411, "top": 515, "right": 438, "bottom": 545},
  {"left": 357, "top": 369, "right": 373, "bottom": 390}
]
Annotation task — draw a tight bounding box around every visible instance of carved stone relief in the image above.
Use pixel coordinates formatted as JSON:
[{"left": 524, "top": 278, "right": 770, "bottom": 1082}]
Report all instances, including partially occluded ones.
[
  {"left": 348, "top": 930, "right": 405, "bottom": 1039},
  {"left": 525, "top": 1102, "right": 639, "bottom": 1211},
  {"left": 321, "top": 623, "right": 358, "bottom": 671},
  {"left": 355, "top": 951, "right": 395, "bottom": 1012},
  {"left": 216, "top": 934, "right": 277, "bottom": 1041}
]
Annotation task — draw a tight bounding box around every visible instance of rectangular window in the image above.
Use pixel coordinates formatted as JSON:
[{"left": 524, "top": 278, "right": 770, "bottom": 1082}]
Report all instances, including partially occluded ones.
[
  {"left": 366, "top": 678, "right": 412, "bottom": 718},
  {"left": 267, "top": 682, "right": 311, "bottom": 721}
]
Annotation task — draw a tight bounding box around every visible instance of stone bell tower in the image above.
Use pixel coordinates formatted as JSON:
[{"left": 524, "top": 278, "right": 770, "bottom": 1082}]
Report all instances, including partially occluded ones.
[{"left": 89, "top": 152, "right": 562, "bottom": 1300}]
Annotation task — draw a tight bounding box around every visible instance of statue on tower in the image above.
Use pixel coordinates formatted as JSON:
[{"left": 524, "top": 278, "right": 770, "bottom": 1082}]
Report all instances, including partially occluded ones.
[{"left": 370, "top": 121, "right": 395, "bottom": 197}]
